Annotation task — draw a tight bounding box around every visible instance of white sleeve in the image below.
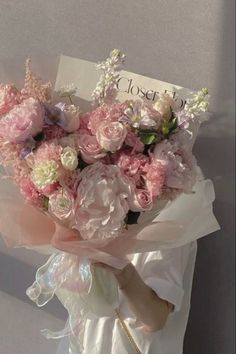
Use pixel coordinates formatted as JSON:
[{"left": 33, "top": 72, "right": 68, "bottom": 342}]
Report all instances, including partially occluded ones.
[{"left": 136, "top": 243, "right": 194, "bottom": 312}]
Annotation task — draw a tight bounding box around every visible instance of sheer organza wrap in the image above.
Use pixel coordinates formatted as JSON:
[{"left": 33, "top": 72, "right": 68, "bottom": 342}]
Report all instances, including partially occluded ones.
[
  {"left": 0, "top": 115, "right": 220, "bottom": 353},
  {"left": 0, "top": 170, "right": 220, "bottom": 353}
]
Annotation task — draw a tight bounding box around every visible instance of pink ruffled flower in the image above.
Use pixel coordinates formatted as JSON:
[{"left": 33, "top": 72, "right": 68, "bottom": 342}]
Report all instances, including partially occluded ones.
[
  {"left": 59, "top": 169, "right": 81, "bottom": 193},
  {"left": 143, "top": 161, "right": 166, "bottom": 198},
  {"left": 114, "top": 150, "right": 148, "bottom": 186},
  {"left": 88, "top": 103, "right": 127, "bottom": 135},
  {"left": 96, "top": 121, "right": 127, "bottom": 152},
  {"left": 34, "top": 141, "right": 62, "bottom": 162},
  {"left": 0, "top": 84, "right": 20, "bottom": 115},
  {"left": 74, "top": 162, "right": 133, "bottom": 240},
  {"left": 77, "top": 134, "right": 106, "bottom": 164},
  {"left": 128, "top": 189, "right": 153, "bottom": 211},
  {"left": 125, "top": 130, "right": 144, "bottom": 152},
  {"left": 0, "top": 97, "right": 44, "bottom": 143},
  {"left": 153, "top": 135, "right": 197, "bottom": 193},
  {"left": 20, "top": 179, "right": 43, "bottom": 207},
  {"left": 43, "top": 125, "right": 66, "bottom": 140}
]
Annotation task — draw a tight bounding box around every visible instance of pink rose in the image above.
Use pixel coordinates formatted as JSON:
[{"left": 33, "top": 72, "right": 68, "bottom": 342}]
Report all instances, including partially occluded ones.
[
  {"left": 96, "top": 121, "right": 127, "bottom": 152},
  {"left": 88, "top": 103, "right": 126, "bottom": 135},
  {"left": 74, "top": 162, "right": 133, "bottom": 240},
  {"left": 0, "top": 84, "right": 20, "bottom": 115},
  {"left": 48, "top": 188, "right": 75, "bottom": 223},
  {"left": 128, "top": 189, "right": 153, "bottom": 211},
  {"left": 77, "top": 134, "right": 106, "bottom": 164},
  {"left": 125, "top": 130, "right": 144, "bottom": 152},
  {"left": 0, "top": 97, "right": 44, "bottom": 143}
]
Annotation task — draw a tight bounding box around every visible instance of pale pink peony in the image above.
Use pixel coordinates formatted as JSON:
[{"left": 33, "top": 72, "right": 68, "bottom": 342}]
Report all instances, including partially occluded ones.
[
  {"left": 77, "top": 134, "right": 106, "bottom": 164},
  {"left": 128, "top": 189, "right": 153, "bottom": 211},
  {"left": 74, "top": 162, "right": 133, "bottom": 240},
  {"left": 0, "top": 84, "right": 20, "bottom": 115},
  {"left": 153, "top": 135, "right": 197, "bottom": 193},
  {"left": 125, "top": 130, "right": 144, "bottom": 152},
  {"left": 143, "top": 161, "right": 166, "bottom": 198},
  {"left": 0, "top": 97, "right": 44, "bottom": 143},
  {"left": 96, "top": 121, "right": 127, "bottom": 152}
]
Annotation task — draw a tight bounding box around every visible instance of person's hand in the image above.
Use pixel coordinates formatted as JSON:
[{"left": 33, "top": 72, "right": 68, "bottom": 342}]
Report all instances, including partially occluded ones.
[{"left": 93, "top": 262, "right": 135, "bottom": 290}]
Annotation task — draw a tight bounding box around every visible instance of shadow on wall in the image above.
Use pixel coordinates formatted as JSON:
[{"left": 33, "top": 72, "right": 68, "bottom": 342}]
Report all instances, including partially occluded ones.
[{"left": 184, "top": 1, "right": 235, "bottom": 353}]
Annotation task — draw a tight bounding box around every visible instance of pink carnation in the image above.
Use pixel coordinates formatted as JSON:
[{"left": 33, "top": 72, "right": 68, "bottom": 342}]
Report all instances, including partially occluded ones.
[
  {"left": 41, "top": 182, "right": 60, "bottom": 196},
  {"left": 34, "top": 141, "right": 62, "bottom": 162},
  {"left": 0, "top": 97, "right": 44, "bottom": 143},
  {"left": 113, "top": 150, "right": 148, "bottom": 187},
  {"left": 43, "top": 125, "right": 66, "bottom": 140},
  {"left": 20, "top": 179, "right": 43, "bottom": 207},
  {"left": 79, "top": 112, "right": 92, "bottom": 134},
  {"left": 0, "top": 84, "right": 20, "bottom": 115},
  {"left": 143, "top": 161, "right": 166, "bottom": 198}
]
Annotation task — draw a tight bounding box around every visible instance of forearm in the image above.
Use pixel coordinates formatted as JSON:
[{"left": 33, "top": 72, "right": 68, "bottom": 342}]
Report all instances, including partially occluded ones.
[{"left": 116, "top": 263, "right": 173, "bottom": 332}]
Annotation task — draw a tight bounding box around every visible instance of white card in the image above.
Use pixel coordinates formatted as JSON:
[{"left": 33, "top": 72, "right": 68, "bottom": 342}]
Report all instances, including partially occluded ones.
[{"left": 55, "top": 55, "right": 190, "bottom": 111}]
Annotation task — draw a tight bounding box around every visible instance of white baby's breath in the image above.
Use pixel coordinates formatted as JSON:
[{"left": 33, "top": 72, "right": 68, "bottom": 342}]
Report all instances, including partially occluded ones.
[{"left": 57, "top": 84, "right": 77, "bottom": 98}]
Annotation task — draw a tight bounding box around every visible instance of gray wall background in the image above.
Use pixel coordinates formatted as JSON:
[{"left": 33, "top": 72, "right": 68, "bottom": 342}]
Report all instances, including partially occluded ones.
[{"left": 0, "top": 1, "right": 235, "bottom": 353}]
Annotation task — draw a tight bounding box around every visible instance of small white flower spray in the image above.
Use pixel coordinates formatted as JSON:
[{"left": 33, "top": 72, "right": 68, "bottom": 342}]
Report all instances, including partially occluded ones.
[{"left": 92, "top": 49, "right": 125, "bottom": 106}]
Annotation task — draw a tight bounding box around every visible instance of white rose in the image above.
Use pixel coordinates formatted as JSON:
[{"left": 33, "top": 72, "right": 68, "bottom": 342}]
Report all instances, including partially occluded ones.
[{"left": 61, "top": 147, "right": 78, "bottom": 171}]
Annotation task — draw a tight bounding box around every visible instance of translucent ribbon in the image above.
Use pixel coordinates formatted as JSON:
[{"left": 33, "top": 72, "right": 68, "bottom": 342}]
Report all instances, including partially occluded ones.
[
  {"left": 26, "top": 252, "right": 119, "bottom": 353},
  {"left": 0, "top": 175, "right": 220, "bottom": 353}
]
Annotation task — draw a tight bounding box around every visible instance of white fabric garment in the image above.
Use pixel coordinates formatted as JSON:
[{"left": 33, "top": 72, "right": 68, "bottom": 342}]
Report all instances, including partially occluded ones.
[{"left": 56, "top": 241, "right": 197, "bottom": 354}]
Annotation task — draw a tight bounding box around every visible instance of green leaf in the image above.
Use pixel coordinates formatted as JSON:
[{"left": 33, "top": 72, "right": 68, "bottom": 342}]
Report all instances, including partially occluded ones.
[
  {"left": 42, "top": 196, "right": 49, "bottom": 210},
  {"left": 139, "top": 130, "right": 158, "bottom": 145},
  {"left": 169, "top": 117, "right": 178, "bottom": 131}
]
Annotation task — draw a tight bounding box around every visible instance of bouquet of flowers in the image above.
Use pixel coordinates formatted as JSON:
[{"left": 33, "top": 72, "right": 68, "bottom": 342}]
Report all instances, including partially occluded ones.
[{"left": 0, "top": 50, "right": 219, "bottom": 353}]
